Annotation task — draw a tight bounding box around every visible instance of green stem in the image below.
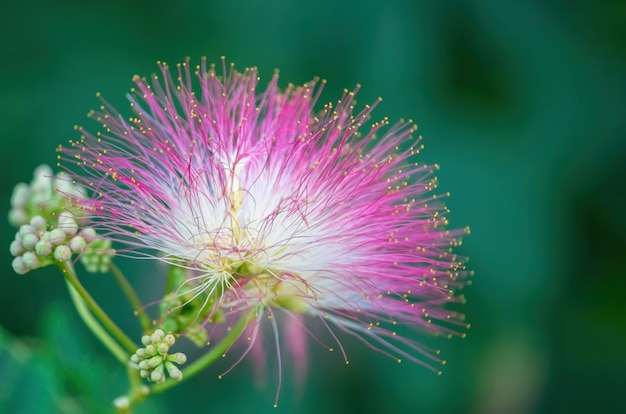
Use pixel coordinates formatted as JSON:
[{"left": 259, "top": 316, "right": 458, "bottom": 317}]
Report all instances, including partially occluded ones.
[
  {"left": 65, "top": 278, "right": 128, "bottom": 364},
  {"left": 109, "top": 262, "right": 152, "bottom": 332},
  {"left": 60, "top": 262, "right": 138, "bottom": 353},
  {"left": 150, "top": 313, "right": 252, "bottom": 396}
]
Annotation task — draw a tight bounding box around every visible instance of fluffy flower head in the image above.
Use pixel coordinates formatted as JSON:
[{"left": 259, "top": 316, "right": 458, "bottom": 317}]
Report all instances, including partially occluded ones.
[{"left": 58, "top": 58, "right": 470, "bottom": 377}]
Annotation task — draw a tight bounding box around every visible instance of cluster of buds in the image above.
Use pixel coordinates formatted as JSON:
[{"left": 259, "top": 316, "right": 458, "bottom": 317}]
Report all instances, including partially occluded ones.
[
  {"left": 8, "top": 164, "right": 114, "bottom": 274},
  {"left": 10, "top": 213, "right": 99, "bottom": 274},
  {"left": 130, "top": 329, "right": 187, "bottom": 384},
  {"left": 8, "top": 164, "right": 82, "bottom": 227}
]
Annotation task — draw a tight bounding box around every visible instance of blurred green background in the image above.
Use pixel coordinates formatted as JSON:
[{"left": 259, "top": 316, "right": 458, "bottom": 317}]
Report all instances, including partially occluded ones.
[{"left": 1, "top": 0, "right": 625, "bottom": 413}]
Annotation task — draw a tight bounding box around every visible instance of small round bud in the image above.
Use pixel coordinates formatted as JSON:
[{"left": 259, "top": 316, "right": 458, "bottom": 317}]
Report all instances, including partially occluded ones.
[
  {"left": 130, "top": 354, "right": 140, "bottom": 364},
  {"left": 81, "top": 227, "right": 97, "bottom": 242},
  {"left": 19, "top": 225, "right": 35, "bottom": 237},
  {"left": 10, "top": 183, "right": 29, "bottom": 208},
  {"left": 12, "top": 257, "right": 29, "bottom": 275},
  {"left": 139, "top": 369, "right": 149, "bottom": 378},
  {"left": 21, "top": 233, "right": 39, "bottom": 251},
  {"left": 32, "top": 165, "right": 53, "bottom": 192},
  {"left": 165, "top": 362, "right": 183, "bottom": 381},
  {"left": 49, "top": 229, "right": 67, "bottom": 245},
  {"left": 157, "top": 343, "right": 169, "bottom": 355},
  {"left": 8, "top": 209, "right": 28, "bottom": 227},
  {"left": 34, "top": 164, "right": 53, "bottom": 182},
  {"left": 30, "top": 216, "right": 47, "bottom": 232},
  {"left": 58, "top": 212, "right": 79, "bottom": 236},
  {"left": 164, "top": 334, "right": 176, "bottom": 346},
  {"left": 138, "top": 360, "right": 151, "bottom": 370},
  {"left": 35, "top": 240, "right": 53, "bottom": 256},
  {"left": 145, "top": 344, "right": 156, "bottom": 356},
  {"left": 135, "top": 348, "right": 146, "bottom": 358},
  {"left": 148, "top": 356, "right": 163, "bottom": 369},
  {"left": 151, "top": 329, "right": 165, "bottom": 344},
  {"left": 54, "top": 245, "right": 72, "bottom": 262},
  {"left": 10, "top": 240, "right": 25, "bottom": 256},
  {"left": 141, "top": 335, "right": 152, "bottom": 346},
  {"left": 69, "top": 236, "right": 87, "bottom": 252},
  {"left": 169, "top": 352, "right": 187, "bottom": 365},
  {"left": 150, "top": 368, "right": 164, "bottom": 383},
  {"left": 22, "top": 252, "right": 40, "bottom": 270}
]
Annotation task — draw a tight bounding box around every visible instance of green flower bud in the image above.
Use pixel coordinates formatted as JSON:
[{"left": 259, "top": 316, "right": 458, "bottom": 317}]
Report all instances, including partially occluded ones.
[
  {"left": 151, "top": 329, "right": 165, "bottom": 344},
  {"left": 22, "top": 252, "right": 40, "bottom": 270},
  {"left": 157, "top": 343, "right": 169, "bottom": 355},
  {"left": 35, "top": 240, "right": 53, "bottom": 256},
  {"left": 12, "top": 257, "right": 28, "bottom": 275},
  {"left": 10, "top": 183, "right": 29, "bottom": 208},
  {"left": 144, "top": 345, "right": 156, "bottom": 356},
  {"left": 164, "top": 333, "right": 176, "bottom": 347},
  {"left": 29, "top": 216, "right": 47, "bottom": 232},
  {"left": 81, "top": 227, "right": 97, "bottom": 242},
  {"left": 8, "top": 209, "right": 27, "bottom": 227},
  {"left": 69, "top": 236, "right": 86, "bottom": 252},
  {"left": 54, "top": 245, "right": 72, "bottom": 262},
  {"left": 21, "top": 233, "right": 39, "bottom": 251},
  {"left": 58, "top": 212, "right": 79, "bottom": 236},
  {"left": 165, "top": 362, "right": 183, "bottom": 381},
  {"left": 49, "top": 229, "right": 67, "bottom": 245},
  {"left": 147, "top": 356, "right": 163, "bottom": 369},
  {"left": 168, "top": 352, "right": 187, "bottom": 365},
  {"left": 150, "top": 366, "right": 165, "bottom": 383},
  {"left": 141, "top": 335, "right": 152, "bottom": 346},
  {"left": 19, "top": 225, "right": 35, "bottom": 237},
  {"left": 10, "top": 240, "right": 24, "bottom": 257}
]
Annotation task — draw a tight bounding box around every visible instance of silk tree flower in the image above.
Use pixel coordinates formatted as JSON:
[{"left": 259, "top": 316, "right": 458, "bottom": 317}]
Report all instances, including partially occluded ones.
[{"left": 58, "top": 58, "right": 470, "bottom": 386}]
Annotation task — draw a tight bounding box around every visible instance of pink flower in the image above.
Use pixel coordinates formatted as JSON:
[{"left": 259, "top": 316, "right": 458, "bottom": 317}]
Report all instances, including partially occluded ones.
[{"left": 59, "top": 58, "right": 470, "bottom": 387}]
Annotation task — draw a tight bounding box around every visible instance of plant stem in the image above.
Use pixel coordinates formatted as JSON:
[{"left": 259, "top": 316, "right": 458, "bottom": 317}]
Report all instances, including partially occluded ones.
[
  {"left": 109, "top": 262, "right": 152, "bottom": 332},
  {"left": 65, "top": 278, "right": 128, "bottom": 364},
  {"left": 150, "top": 313, "right": 251, "bottom": 396},
  {"left": 60, "top": 261, "right": 138, "bottom": 353}
]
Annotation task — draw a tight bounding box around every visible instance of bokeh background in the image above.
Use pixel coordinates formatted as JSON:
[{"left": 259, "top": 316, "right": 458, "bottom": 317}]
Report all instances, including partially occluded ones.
[{"left": 1, "top": 1, "right": 625, "bottom": 413}]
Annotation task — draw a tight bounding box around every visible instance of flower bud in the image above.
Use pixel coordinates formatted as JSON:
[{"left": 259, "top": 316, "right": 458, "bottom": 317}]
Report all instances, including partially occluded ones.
[
  {"left": 58, "top": 212, "right": 79, "bottom": 236},
  {"left": 22, "top": 252, "right": 40, "bottom": 270},
  {"left": 147, "top": 356, "right": 163, "bottom": 369},
  {"left": 8, "top": 209, "right": 27, "bottom": 227},
  {"left": 10, "top": 240, "right": 24, "bottom": 257},
  {"left": 81, "top": 227, "right": 98, "bottom": 242},
  {"left": 54, "top": 245, "right": 72, "bottom": 262},
  {"left": 12, "top": 257, "right": 28, "bottom": 275},
  {"left": 165, "top": 362, "right": 183, "bottom": 381},
  {"left": 69, "top": 236, "right": 87, "bottom": 252},
  {"left": 164, "top": 334, "right": 176, "bottom": 346},
  {"left": 29, "top": 216, "right": 47, "bottom": 232},
  {"left": 169, "top": 352, "right": 187, "bottom": 365},
  {"left": 150, "top": 366, "right": 164, "bottom": 383},
  {"left": 151, "top": 329, "right": 165, "bottom": 344},
  {"left": 35, "top": 240, "right": 53, "bottom": 256},
  {"left": 157, "top": 343, "right": 169, "bottom": 355},
  {"left": 141, "top": 335, "right": 152, "bottom": 346},
  {"left": 10, "top": 183, "right": 29, "bottom": 208},
  {"left": 21, "top": 233, "right": 39, "bottom": 251},
  {"left": 19, "top": 225, "right": 35, "bottom": 237},
  {"left": 49, "top": 229, "right": 67, "bottom": 245},
  {"left": 32, "top": 165, "right": 53, "bottom": 192}
]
